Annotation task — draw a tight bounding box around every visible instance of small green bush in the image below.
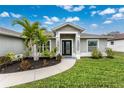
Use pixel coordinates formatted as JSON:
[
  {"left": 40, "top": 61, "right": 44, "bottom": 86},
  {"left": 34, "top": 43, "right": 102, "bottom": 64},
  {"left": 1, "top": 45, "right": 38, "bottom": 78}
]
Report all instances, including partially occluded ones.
[
  {"left": 50, "top": 47, "right": 57, "bottom": 58},
  {"left": 5, "top": 52, "right": 15, "bottom": 61},
  {"left": 42, "top": 50, "right": 50, "bottom": 57},
  {"left": 106, "top": 48, "right": 114, "bottom": 58},
  {"left": 91, "top": 48, "right": 102, "bottom": 59}
]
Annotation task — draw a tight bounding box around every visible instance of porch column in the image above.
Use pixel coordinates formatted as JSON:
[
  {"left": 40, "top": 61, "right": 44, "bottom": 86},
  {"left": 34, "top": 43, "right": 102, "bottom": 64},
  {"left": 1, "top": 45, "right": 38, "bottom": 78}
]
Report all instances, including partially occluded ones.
[
  {"left": 75, "top": 33, "right": 80, "bottom": 59},
  {"left": 56, "top": 33, "right": 60, "bottom": 55}
]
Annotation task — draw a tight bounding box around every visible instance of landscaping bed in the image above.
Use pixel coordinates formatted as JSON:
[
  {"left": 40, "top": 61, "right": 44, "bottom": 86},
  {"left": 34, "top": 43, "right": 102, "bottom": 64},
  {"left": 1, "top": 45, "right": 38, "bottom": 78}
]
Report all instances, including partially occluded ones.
[{"left": 0, "top": 57, "right": 60, "bottom": 74}]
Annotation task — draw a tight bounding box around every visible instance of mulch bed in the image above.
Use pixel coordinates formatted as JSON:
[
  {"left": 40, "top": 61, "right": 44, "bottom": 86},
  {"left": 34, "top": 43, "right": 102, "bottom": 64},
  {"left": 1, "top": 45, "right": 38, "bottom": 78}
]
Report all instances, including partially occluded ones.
[{"left": 0, "top": 57, "right": 60, "bottom": 74}]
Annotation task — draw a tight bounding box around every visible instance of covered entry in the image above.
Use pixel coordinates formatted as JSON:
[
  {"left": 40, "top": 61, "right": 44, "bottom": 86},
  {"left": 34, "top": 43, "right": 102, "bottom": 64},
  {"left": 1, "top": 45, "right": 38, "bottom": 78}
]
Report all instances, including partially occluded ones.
[{"left": 52, "top": 23, "right": 84, "bottom": 59}]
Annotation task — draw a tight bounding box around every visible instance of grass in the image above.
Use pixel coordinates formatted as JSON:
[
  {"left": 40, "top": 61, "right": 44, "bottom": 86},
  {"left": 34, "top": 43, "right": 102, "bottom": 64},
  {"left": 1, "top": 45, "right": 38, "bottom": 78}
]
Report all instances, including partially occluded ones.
[{"left": 13, "top": 52, "right": 124, "bottom": 88}]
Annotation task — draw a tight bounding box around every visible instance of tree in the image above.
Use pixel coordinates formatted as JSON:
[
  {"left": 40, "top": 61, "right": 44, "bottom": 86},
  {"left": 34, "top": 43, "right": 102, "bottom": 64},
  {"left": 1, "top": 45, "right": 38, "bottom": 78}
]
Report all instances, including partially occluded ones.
[
  {"left": 13, "top": 18, "right": 47, "bottom": 61},
  {"left": 35, "top": 28, "right": 48, "bottom": 53}
]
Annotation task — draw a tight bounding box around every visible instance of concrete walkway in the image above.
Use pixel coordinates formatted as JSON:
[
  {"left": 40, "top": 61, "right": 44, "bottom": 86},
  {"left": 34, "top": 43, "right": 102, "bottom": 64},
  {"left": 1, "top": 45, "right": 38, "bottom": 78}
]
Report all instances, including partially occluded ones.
[{"left": 0, "top": 58, "right": 76, "bottom": 88}]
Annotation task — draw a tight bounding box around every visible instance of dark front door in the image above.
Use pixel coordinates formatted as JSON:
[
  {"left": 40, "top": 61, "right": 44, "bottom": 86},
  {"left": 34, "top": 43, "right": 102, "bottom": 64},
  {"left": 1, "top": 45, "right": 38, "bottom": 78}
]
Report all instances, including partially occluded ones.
[{"left": 62, "top": 40, "right": 72, "bottom": 55}]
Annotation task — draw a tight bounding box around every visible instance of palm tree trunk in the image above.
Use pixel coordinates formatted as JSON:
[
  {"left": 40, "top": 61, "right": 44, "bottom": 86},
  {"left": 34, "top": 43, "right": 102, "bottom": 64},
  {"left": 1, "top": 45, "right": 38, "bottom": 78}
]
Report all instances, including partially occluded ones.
[{"left": 32, "top": 44, "right": 37, "bottom": 61}]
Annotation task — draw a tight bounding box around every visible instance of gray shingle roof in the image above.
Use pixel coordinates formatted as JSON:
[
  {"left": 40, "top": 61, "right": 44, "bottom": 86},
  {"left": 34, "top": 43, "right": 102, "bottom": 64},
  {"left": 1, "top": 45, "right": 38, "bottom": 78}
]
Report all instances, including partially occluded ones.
[
  {"left": 0, "top": 27, "right": 111, "bottom": 39},
  {"left": 0, "top": 27, "right": 21, "bottom": 38}
]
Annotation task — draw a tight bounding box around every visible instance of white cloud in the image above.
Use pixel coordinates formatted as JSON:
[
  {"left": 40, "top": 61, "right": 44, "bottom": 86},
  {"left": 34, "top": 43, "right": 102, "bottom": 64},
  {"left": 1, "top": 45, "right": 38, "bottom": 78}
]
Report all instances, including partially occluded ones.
[
  {"left": 89, "top": 5, "right": 96, "bottom": 9},
  {"left": 0, "top": 11, "right": 9, "bottom": 17},
  {"left": 51, "top": 17, "right": 60, "bottom": 22},
  {"left": 10, "top": 12, "right": 22, "bottom": 18},
  {"left": 57, "top": 5, "right": 85, "bottom": 12},
  {"left": 119, "top": 7, "right": 124, "bottom": 13},
  {"left": 91, "top": 24, "right": 98, "bottom": 28},
  {"left": 111, "top": 13, "right": 124, "bottom": 20},
  {"left": 65, "top": 17, "right": 80, "bottom": 22},
  {"left": 103, "top": 20, "right": 112, "bottom": 24},
  {"left": 58, "top": 5, "right": 72, "bottom": 12},
  {"left": 73, "top": 6, "right": 85, "bottom": 11},
  {"left": 99, "top": 8, "right": 116, "bottom": 15},
  {"left": 43, "top": 16, "right": 60, "bottom": 25},
  {"left": 91, "top": 11, "right": 99, "bottom": 16}
]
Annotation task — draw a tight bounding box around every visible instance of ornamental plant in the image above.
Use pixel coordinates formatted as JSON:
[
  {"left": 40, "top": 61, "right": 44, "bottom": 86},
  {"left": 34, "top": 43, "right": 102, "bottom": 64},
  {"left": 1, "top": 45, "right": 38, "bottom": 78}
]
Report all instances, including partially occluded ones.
[
  {"left": 91, "top": 48, "right": 102, "bottom": 59},
  {"left": 106, "top": 48, "right": 114, "bottom": 58},
  {"left": 5, "top": 52, "right": 15, "bottom": 62}
]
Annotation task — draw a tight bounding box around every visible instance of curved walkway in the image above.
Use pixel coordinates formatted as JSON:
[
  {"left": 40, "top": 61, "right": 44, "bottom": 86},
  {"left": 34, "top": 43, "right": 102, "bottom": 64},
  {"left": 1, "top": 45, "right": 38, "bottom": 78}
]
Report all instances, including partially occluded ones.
[{"left": 0, "top": 58, "right": 76, "bottom": 88}]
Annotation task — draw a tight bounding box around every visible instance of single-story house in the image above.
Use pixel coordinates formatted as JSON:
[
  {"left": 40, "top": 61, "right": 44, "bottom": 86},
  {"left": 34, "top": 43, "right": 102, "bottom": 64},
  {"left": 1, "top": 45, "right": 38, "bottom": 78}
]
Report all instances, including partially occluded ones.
[
  {"left": 0, "top": 23, "right": 110, "bottom": 59},
  {"left": 107, "top": 33, "right": 124, "bottom": 52}
]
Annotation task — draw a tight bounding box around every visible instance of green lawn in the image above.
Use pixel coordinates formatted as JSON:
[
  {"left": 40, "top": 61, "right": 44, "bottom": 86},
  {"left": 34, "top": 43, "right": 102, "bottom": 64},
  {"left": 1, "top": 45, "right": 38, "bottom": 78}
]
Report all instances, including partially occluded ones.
[{"left": 13, "top": 52, "right": 124, "bottom": 88}]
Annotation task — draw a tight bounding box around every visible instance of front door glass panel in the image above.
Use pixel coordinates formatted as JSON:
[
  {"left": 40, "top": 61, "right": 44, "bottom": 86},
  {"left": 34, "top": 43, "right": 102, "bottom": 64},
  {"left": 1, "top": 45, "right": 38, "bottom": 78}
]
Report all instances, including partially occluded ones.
[{"left": 62, "top": 40, "right": 72, "bottom": 55}]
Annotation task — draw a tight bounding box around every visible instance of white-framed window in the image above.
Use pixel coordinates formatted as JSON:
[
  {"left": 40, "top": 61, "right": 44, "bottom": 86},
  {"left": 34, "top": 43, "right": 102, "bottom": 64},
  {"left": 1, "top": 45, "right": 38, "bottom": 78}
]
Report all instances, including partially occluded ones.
[
  {"left": 88, "top": 40, "right": 98, "bottom": 52},
  {"left": 42, "top": 40, "right": 51, "bottom": 52}
]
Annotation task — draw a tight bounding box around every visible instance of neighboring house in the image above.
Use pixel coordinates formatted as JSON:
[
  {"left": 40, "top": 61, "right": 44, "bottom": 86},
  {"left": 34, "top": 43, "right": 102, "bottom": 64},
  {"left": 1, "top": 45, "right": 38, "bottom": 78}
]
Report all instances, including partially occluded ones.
[
  {"left": 0, "top": 23, "right": 109, "bottom": 59},
  {"left": 107, "top": 33, "right": 124, "bottom": 52}
]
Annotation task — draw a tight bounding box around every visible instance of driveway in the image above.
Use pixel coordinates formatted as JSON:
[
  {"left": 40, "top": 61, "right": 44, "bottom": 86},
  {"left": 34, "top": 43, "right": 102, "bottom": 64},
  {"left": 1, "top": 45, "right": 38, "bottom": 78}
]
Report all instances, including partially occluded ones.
[{"left": 0, "top": 58, "right": 76, "bottom": 88}]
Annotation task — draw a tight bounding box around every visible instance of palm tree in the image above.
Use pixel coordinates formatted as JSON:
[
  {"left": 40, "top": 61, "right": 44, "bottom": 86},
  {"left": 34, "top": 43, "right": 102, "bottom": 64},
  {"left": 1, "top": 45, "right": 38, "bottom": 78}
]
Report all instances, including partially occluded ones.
[
  {"left": 13, "top": 18, "right": 45, "bottom": 61},
  {"left": 35, "top": 28, "right": 48, "bottom": 53}
]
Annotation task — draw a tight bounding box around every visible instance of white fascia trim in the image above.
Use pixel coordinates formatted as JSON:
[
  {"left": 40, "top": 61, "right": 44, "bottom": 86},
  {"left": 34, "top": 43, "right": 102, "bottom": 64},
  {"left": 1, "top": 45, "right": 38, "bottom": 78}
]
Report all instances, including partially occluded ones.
[
  {"left": 58, "top": 31, "right": 79, "bottom": 38},
  {"left": 58, "top": 31, "right": 78, "bottom": 34}
]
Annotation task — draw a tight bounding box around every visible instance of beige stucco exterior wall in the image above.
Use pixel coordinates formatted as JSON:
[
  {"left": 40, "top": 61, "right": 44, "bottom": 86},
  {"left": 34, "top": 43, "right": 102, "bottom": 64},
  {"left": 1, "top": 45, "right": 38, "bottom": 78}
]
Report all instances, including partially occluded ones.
[
  {"left": 99, "top": 39, "right": 107, "bottom": 52},
  {"left": 80, "top": 38, "right": 107, "bottom": 53},
  {"left": 50, "top": 38, "right": 56, "bottom": 50},
  {"left": 0, "top": 35, "right": 25, "bottom": 56},
  {"left": 80, "top": 39, "right": 87, "bottom": 52}
]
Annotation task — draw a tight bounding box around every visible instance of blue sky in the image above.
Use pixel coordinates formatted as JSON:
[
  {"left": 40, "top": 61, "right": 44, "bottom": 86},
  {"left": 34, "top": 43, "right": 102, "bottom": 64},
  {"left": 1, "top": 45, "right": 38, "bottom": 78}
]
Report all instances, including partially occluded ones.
[{"left": 0, "top": 5, "right": 124, "bottom": 34}]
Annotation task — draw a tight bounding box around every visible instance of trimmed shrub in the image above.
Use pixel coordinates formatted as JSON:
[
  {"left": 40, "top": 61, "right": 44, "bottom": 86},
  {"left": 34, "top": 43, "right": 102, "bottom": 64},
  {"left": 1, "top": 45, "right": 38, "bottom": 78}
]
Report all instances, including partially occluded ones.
[
  {"left": 50, "top": 47, "right": 57, "bottom": 58},
  {"left": 5, "top": 52, "right": 15, "bottom": 61},
  {"left": 56, "top": 54, "right": 62, "bottom": 62},
  {"left": 20, "top": 60, "right": 31, "bottom": 70},
  {"left": 42, "top": 50, "right": 50, "bottom": 57},
  {"left": 91, "top": 48, "right": 102, "bottom": 59},
  {"left": 106, "top": 48, "right": 114, "bottom": 58}
]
